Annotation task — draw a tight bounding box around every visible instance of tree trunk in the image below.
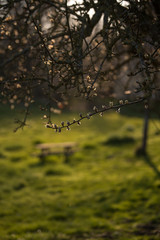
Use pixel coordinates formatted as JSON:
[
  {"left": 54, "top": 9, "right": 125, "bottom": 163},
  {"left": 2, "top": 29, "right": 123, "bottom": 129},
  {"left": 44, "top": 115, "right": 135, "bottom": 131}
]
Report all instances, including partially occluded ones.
[
  {"left": 135, "top": 106, "right": 149, "bottom": 156},
  {"left": 141, "top": 107, "right": 149, "bottom": 155}
]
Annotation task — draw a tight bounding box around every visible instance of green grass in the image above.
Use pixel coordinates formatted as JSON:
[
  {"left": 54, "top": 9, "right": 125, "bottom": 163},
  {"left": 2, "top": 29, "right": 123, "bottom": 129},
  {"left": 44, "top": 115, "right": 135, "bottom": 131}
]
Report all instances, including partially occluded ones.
[{"left": 0, "top": 104, "right": 160, "bottom": 240}]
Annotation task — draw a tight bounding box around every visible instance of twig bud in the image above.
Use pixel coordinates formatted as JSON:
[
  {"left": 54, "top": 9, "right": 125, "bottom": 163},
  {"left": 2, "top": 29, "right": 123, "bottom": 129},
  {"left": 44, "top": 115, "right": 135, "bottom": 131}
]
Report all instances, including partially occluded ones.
[
  {"left": 93, "top": 106, "right": 98, "bottom": 112},
  {"left": 87, "top": 113, "right": 91, "bottom": 119},
  {"left": 119, "top": 100, "right": 123, "bottom": 105},
  {"left": 109, "top": 102, "right": 113, "bottom": 107}
]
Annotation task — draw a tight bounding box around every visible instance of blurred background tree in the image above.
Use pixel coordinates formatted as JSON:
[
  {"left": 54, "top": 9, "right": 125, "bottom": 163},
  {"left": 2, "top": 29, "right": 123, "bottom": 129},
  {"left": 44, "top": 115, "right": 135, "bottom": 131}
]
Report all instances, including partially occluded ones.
[{"left": 0, "top": 0, "right": 160, "bottom": 153}]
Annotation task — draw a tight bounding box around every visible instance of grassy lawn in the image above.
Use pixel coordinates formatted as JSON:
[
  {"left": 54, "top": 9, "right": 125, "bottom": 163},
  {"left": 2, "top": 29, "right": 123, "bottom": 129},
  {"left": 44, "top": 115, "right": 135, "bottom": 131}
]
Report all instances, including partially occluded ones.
[{"left": 0, "top": 104, "right": 160, "bottom": 240}]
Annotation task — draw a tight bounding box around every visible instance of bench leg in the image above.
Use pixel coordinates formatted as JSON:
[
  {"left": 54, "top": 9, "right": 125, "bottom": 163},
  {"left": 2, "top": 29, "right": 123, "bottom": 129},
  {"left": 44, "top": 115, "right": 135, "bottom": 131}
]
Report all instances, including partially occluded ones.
[
  {"left": 64, "top": 153, "right": 69, "bottom": 163},
  {"left": 39, "top": 155, "right": 46, "bottom": 164}
]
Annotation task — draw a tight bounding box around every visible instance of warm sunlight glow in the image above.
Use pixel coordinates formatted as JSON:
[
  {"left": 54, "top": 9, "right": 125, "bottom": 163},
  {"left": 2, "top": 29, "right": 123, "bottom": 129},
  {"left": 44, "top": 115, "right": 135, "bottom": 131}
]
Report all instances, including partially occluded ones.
[
  {"left": 67, "top": 0, "right": 83, "bottom": 6},
  {"left": 117, "top": 0, "right": 129, "bottom": 8}
]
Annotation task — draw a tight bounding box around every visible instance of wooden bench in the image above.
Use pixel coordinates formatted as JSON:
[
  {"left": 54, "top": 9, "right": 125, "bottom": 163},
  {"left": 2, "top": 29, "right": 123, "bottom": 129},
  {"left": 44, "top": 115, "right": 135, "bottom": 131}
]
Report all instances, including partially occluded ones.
[{"left": 36, "top": 142, "right": 78, "bottom": 163}]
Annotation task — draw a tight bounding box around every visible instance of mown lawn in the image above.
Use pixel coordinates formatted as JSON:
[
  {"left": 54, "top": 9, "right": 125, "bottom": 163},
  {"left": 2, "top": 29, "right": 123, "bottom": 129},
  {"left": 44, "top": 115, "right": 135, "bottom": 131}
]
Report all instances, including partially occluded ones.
[{"left": 0, "top": 104, "right": 160, "bottom": 240}]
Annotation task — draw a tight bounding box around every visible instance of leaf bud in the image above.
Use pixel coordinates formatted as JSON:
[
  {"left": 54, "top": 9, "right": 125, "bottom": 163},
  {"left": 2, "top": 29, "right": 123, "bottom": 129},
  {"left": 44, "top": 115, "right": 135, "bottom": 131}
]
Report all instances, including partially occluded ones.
[
  {"left": 109, "top": 102, "right": 113, "bottom": 107},
  {"left": 93, "top": 106, "right": 98, "bottom": 112},
  {"left": 145, "top": 104, "right": 148, "bottom": 109},
  {"left": 43, "top": 115, "right": 47, "bottom": 119},
  {"left": 119, "top": 100, "right": 123, "bottom": 105},
  {"left": 87, "top": 113, "right": 91, "bottom": 119}
]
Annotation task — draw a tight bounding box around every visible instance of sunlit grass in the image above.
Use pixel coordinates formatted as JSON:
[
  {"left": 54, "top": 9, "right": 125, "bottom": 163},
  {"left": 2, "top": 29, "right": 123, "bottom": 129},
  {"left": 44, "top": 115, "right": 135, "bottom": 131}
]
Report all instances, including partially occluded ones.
[{"left": 0, "top": 104, "right": 160, "bottom": 240}]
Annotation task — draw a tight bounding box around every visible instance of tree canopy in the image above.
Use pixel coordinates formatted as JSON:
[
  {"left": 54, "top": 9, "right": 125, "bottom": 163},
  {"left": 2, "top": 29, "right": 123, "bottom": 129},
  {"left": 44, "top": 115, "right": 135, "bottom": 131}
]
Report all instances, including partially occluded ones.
[{"left": 0, "top": 0, "right": 160, "bottom": 131}]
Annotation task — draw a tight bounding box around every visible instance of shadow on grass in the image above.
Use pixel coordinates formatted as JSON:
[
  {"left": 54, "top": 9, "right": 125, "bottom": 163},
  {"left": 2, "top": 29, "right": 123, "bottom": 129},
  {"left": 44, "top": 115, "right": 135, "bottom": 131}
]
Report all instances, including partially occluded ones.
[
  {"left": 142, "top": 154, "right": 160, "bottom": 178},
  {"left": 29, "top": 159, "right": 49, "bottom": 168},
  {"left": 135, "top": 218, "right": 160, "bottom": 236},
  {"left": 0, "top": 153, "right": 6, "bottom": 159},
  {"left": 5, "top": 145, "right": 23, "bottom": 152},
  {"left": 103, "top": 136, "right": 135, "bottom": 146}
]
